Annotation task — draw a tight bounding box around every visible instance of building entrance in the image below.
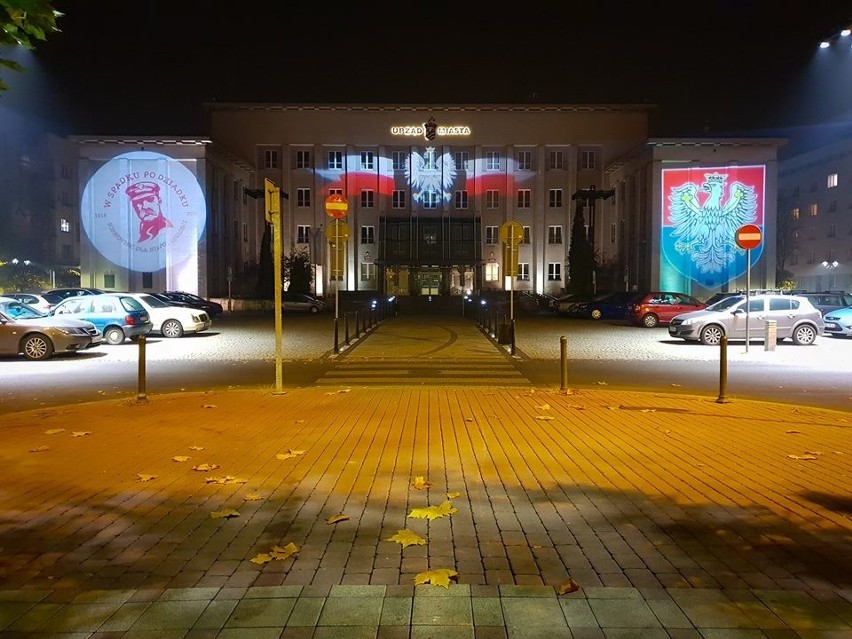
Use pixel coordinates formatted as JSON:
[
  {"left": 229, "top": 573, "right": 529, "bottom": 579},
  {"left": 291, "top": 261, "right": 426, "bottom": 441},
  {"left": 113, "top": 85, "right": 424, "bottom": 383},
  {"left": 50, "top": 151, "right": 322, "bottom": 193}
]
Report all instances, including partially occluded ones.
[{"left": 418, "top": 268, "right": 441, "bottom": 295}]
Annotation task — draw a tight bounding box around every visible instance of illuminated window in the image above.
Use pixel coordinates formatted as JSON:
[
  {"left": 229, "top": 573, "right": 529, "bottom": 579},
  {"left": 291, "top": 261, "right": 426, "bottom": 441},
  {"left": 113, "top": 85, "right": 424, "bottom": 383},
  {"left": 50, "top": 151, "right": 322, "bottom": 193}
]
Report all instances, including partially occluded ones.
[
  {"left": 392, "top": 190, "right": 407, "bottom": 209},
  {"left": 517, "top": 151, "right": 532, "bottom": 171},
  {"left": 360, "top": 189, "right": 374, "bottom": 208},
  {"left": 360, "top": 262, "right": 375, "bottom": 281},
  {"left": 360, "top": 152, "right": 375, "bottom": 170},
  {"left": 329, "top": 187, "right": 343, "bottom": 196},
  {"left": 828, "top": 173, "right": 838, "bottom": 188},
  {"left": 423, "top": 148, "right": 437, "bottom": 170},
  {"left": 548, "top": 226, "right": 563, "bottom": 244},
  {"left": 809, "top": 203, "right": 818, "bottom": 216},
  {"left": 548, "top": 189, "right": 563, "bottom": 208},
  {"left": 297, "top": 225, "right": 311, "bottom": 244},
  {"left": 423, "top": 190, "right": 439, "bottom": 209},
  {"left": 548, "top": 151, "right": 564, "bottom": 170},
  {"left": 485, "top": 226, "right": 499, "bottom": 244},
  {"left": 518, "top": 263, "right": 530, "bottom": 281},
  {"left": 454, "top": 151, "right": 469, "bottom": 170},
  {"left": 547, "top": 263, "right": 562, "bottom": 281},
  {"left": 517, "top": 189, "right": 531, "bottom": 208},
  {"left": 791, "top": 208, "right": 800, "bottom": 220},
  {"left": 328, "top": 151, "right": 343, "bottom": 170},
  {"left": 522, "top": 226, "right": 531, "bottom": 244},
  {"left": 296, "top": 150, "right": 311, "bottom": 169},
  {"left": 484, "top": 262, "right": 499, "bottom": 281},
  {"left": 264, "top": 150, "right": 278, "bottom": 169},
  {"left": 486, "top": 152, "right": 500, "bottom": 171},
  {"left": 392, "top": 151, "right": 407, "bottom": 171},
  {"left": 486, "top": 190, "right": 499, "bottom": 208},
  {"left": 361, "top": 225, "right": 375, "bottom": 244},
  {"left": 296, "top": 188, "right": 311, "bottom": 207},
  {"left": 580, "top": 150, "right": 596, "bottom": 170},
  {"left": 60, "top": 218, "right": 70, "bottom": 233},
  {"left": 454, "top": 190, "right": 468, "bottom": 209}
]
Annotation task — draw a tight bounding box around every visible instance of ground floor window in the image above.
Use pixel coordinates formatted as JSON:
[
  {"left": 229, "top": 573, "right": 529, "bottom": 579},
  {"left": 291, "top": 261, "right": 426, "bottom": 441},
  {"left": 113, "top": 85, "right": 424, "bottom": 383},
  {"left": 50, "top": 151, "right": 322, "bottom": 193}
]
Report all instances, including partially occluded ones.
[
  {"left": 485, "top": 262, "right": 500, "bottom": 281},
  {"left": 548, "top": 262, "right": 561, "bottom": 281},
  {"left": 518, "top": 263, "right": 530, "bottom": 281}
]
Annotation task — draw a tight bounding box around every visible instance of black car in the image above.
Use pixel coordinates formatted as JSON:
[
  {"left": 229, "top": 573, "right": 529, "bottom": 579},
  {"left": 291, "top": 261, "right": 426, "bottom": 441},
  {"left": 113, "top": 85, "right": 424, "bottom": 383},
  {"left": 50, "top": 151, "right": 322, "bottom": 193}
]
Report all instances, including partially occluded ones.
[
  {"left": 161, "top": 291, "right": 224, "bottom": 317},
  {"left": 43, "top": 287, "right": 105, "bottom": 300}
]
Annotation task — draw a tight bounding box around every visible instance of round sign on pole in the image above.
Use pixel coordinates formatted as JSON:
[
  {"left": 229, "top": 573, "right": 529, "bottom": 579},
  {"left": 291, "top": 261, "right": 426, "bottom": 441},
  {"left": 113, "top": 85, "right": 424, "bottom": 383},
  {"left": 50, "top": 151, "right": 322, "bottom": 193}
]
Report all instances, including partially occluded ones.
[
  {"left": 325, "top": 194, "right": 349, "bottom": 219},
  {"left": 735, "top": 224, "right": 762, "bottom": 250},
  {"left": 500, "top": 221, "right": 524, "bottom": 245}
]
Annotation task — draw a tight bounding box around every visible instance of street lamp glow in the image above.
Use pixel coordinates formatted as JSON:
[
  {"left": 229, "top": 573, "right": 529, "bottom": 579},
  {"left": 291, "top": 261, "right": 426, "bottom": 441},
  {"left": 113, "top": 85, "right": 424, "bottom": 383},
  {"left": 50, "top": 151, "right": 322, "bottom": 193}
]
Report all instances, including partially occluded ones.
[
  {"left": 820, "top": 41, "right": 831, "bottom": 49},
  {"left": 841, "top": 28, "right": 851, "bottom": 37}
]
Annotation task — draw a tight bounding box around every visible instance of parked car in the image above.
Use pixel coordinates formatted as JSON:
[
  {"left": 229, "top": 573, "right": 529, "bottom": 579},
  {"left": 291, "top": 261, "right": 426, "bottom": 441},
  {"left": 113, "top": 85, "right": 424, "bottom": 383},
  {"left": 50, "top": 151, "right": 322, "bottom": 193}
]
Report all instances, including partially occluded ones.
[
  {"left": 161, "top": 291, "right": 224, "bottom": 317},
  {"left": 628, "top": 292, "right": 706, "bottom": 328},
  {"left": 43, "top": 287, "right": 105, "bottom": 300},
  {"left": 281, "top": 292, "right": 326, "bottom": 313},
  {"left": 127, "top": 293, "right": 212, "bottom": 338},
  {"left": 575, "top": 291, "right": 645, "bottom": 320},
  {"left": 555, "top": 293, "right": 598, "bottom": 316},
  {"left": 51, "top": 293, "right": 152, "bottom": 344},
  {"left": 798, "top": 292, "right": 852, "bottom": 316},
  {"left": 822, "top": 307, "right": 852, "bottom": 338},
  {"left": 0, "top": 297, "right": 101, "bottom": 360},
  {"left": 668, "top": 294, "right": 823, "bottom": 345},
  {"left": 1, "top": 292, "right": 58, "bottom": 314}
]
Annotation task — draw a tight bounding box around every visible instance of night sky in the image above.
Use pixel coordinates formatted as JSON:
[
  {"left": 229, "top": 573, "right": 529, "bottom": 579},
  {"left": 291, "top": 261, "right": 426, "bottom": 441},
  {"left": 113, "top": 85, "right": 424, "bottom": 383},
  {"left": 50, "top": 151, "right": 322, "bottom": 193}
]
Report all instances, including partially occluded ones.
[{"left": 3, "top": 0, "right": 851, "bottom": 143}]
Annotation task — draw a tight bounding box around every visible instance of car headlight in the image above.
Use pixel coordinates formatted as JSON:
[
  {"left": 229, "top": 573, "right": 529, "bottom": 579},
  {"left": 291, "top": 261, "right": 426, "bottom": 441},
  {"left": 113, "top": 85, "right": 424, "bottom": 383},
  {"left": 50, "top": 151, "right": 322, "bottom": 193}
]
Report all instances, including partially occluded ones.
[{"left": 680, "top": 318, "right": 697, "bottom": 326}]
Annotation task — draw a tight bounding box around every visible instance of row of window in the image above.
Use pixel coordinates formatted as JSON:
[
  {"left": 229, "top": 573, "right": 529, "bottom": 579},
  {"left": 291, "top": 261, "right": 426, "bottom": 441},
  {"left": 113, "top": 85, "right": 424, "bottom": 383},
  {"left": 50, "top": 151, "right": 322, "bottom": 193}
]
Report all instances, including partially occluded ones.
[
  {"left": 295, "top": 224, "right": 568, "bottom": 245},
  {"left": 265, "top": 149, "right": 597, "bottom": 171},
  {"left": 789, "top": 200, "right": 846, "bottom": 218},
  {"left": 293, "top": 188, "right": 567, "bottom": 209},
  {"left": 354, "top": 262, "right": 563, "bottom": 282},
  {"left": 789, "top": 248, "right": 852, "bottom": 265}
]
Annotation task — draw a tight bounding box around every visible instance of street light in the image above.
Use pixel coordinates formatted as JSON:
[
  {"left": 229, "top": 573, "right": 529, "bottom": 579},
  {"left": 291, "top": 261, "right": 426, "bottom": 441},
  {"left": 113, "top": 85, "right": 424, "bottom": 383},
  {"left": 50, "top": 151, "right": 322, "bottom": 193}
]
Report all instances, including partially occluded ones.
[
  {"left": 819, "top": 24, "right": 851, "bottom": 48},
  {"left": 822, "top": 259, "right": 839, "bottom": 289}
]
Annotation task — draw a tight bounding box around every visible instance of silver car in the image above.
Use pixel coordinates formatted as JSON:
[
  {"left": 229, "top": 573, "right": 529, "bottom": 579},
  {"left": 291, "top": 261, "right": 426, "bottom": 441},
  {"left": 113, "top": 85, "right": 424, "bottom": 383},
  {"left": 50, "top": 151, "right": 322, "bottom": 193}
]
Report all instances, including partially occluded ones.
[
  {"left": 668, "top": 294, "right": 824, "bottom": 346},
  {"left": 0, "top": 297, "right": 101, "bottom": 360}
]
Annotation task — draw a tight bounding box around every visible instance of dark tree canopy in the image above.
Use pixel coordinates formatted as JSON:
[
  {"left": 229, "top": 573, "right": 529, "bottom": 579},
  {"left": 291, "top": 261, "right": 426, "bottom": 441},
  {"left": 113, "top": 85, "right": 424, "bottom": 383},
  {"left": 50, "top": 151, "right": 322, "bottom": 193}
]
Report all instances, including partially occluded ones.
[
  {"left": 567, "top": 200, "right": 594, "bottom": 294},
  {"left": 0, "top": 0, "right": 62, "bottom": 91}
]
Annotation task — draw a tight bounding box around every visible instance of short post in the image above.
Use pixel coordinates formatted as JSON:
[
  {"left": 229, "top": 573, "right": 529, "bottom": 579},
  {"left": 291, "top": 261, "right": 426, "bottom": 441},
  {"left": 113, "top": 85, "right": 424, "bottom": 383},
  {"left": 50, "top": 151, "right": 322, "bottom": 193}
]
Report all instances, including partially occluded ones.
[
  {"left": 560, "top": 335, "right": 568, "bottom": 392},
  {"left": 137, "top": 334, "right": 148, "bottom": 402},
  {"left": 716, "top": 335, "right": 729, "bottom": 403},
  {"left": 764, "top": 319, "right": 777, "bottom": 351},
  {"left": 333, "top": 318, "right": 339, "bottom": 354},
  {"left": 355, "top": 310, "right": 361, "bottom": 339},
  {"left": 510, "top": 318, "right": 516, "bottom": 355},
  {"left": 345, "top": 313, "right": 350, "bottom": 345}
]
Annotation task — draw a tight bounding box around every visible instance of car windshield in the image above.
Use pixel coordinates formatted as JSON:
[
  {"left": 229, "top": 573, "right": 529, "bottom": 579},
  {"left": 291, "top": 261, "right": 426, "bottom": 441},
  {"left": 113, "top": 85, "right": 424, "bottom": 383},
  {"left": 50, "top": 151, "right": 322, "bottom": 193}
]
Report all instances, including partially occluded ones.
[
  {"left": 138, "top": 294, "right": 170, "bottom": 308},
  {"left": 0, "top": 301, "right": 47, "bottom": 319},
  {"left": 707, "top": 296, "right": 745, "bottom": 311}
]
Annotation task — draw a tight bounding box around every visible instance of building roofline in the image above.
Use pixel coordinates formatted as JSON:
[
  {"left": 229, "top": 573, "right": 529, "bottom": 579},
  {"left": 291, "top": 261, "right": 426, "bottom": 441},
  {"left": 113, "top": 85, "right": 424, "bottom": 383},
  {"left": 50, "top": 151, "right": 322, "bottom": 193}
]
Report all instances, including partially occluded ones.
[
  {"left": 202, "top": 102, "right": 656, "bottom": 114},
  {"left": 69, "top": 137, "right": 212, "bottom": 145}
]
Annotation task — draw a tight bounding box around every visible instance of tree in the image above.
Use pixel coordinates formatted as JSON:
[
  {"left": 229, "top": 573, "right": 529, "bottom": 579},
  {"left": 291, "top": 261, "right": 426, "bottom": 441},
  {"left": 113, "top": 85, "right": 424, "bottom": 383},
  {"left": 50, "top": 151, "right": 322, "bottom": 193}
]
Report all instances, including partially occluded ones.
[
  {"left": 282, "top": 247, "right": 314, "bottom": 294},
  {"left": 775, "top": 208, "right": 799, "bottom": 287},
  {"left": 255, "top": 223, "right": 273, "bottom": 299},
  {"left": 567, "top": 199, "right": 594, "bottom": 294},
  {"left": 0, "top": 0, "right": 62, "bottom": 91}
]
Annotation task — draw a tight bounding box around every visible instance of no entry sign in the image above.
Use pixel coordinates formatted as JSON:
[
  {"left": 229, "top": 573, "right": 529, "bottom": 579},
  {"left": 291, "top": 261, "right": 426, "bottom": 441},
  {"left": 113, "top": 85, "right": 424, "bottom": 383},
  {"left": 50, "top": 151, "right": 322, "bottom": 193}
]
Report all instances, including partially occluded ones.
[{"left": 735, "top": 224, "right": 762, "bottom": 250}]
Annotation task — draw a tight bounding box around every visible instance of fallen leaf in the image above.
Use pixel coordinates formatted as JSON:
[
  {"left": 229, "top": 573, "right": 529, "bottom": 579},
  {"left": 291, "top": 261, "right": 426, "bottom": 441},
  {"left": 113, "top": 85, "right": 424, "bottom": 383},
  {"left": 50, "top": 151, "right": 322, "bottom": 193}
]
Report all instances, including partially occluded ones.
[
  {"left": 414, "top": 568, "right": 458, "bottom": 588},
  {"left": 465, "top": 417, "right": 475, "bottom": 422},
  {"left": 44, "top": 428, "right": 65, "bottom": 435},
  {"left": 270, "top": 542, "right": 299, "bottom": 560},
  {"left": 446, "top": 491, "right": 461, "bottom": 499},
  {"left": 536, "top": 403, "right": 551, "bottom": 411},
  {"left": 803, "top": 451, "right": 823, "bottom": 456},
  {"left": 173, "top": 456, "right": 191, "bottom": 462},
  {"left": 193, "top": 463, "right": 220, "bottom": 472},
  {"left": 202, "top": 404, "right": 218, "bottom": 409},
  {"left": 411, "top": 476, "right": 432, "bottom": 490},
  {"left": 136, "top": 474, "right": 158, "bottom": 482},
  {"left": 408, "top": 501, "right": 458, "bottom": 521},
  {"left": 210, "top": 508, "right": 240, "bottom": 519},
  {"left": 670, "top": 383, "right": 682, "bottom": 387},
  {"left": 787, "top": 454, "right": 818, "bottom": 461},
  {"left": 606, "top": 406, "right": 620, "bottom": 411},
  {"left": 558, "top": 578, "right": 580, "bottom": 594},
  {"left": 71, "top": 431, "right": 91, "bottom": 437},
  {"left": 276, "top": 449, "right": 305, "bottom": 460},
  {"left": 326, "top": 513, "right": 350, "bottom": 524},
  {"left": 205, "top": 476, "right": 248, "bottom": 485},
  {"left": 244, "top": 493, "right": 264, "bottom": 501},
  {"left": 595, "top": 381, "right": 608, "bottom": 385},
  {"left": 250, "top": 553, "right": 272, "bottom": 565},
  {"left": 640, "top": 409, "right": 657, "bottom": 413},
  {"left": 189, "top": 445, "right": 205, "bottom": 451},
  {"left": 325, "top": 389, "right": 351, "bottom": 395},
  {"left": 29, "top": 446, "right": 50, "bottom": 453},
  {"left": 534, "top": 415, "right": 555, "bottom": 421},
  {"left": 387, "top": 529, "right": 427, "bottom": 549},
  {"left": 785, "top": 430, "right": 801, "bottom": 434}
]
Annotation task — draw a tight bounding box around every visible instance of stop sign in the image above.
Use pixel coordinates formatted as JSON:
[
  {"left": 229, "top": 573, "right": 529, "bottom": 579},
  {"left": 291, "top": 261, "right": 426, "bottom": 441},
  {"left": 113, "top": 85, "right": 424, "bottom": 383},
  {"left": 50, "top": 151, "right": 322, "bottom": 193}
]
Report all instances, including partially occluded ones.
[
  {"left": 735, "top": 224, "right": 762, "bottom": 250},
  {"left": 324, "top": 194, "right": 349, "bottom": 219}
]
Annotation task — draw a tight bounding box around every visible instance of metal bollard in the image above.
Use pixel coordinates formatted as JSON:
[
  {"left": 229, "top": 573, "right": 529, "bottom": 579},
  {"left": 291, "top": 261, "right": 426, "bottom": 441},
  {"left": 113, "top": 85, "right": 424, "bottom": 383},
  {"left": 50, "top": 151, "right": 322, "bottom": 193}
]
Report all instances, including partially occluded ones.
[
  {"left": 510, "top": 318, "right": 516, "bottom": 355},
  {"left": 137, "top": 334, "right": 148, "bottom": 402},
  {"left": 345, "top": 313, "right": 350, "bottom": 345},
  {"left": 355, "top": 310, "right": 361, "bottom": 339},
  {"left": 716, "top": 335, "right": 729, "bottom": 403},
  {"left": 560, "top": 335, "right": 568, "bottom": 392},
  {"left": 333, "top": 318, "right": 339, "bottom": 354}
]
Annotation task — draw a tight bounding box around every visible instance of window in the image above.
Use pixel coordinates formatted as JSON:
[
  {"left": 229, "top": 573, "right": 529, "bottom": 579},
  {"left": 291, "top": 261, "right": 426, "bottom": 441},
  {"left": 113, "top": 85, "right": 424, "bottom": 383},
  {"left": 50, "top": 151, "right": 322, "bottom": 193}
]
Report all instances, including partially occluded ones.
[
  {"left": 485, "top": 262, "right": 499, "bottom": 281},
  {"left": 486, "top": 190, "right": 499, "bottom": 208},
  {"left": 361, "top": 225, "right": 375, "bottom": 244},
  {"left": 360, "top": 189, "right": 374, "bottom": 208},
  {"left": 263, "top": 150, "right": 278, "bottom": 169},
  {"left": 610, "top": 222, "right": 616, "bottom": 244},
  {"left": 329, "top": 187, "right": 343, "bottom": 196},
  {"left": 328, "top": 151, "right": 343, "bottom": 170},
  {"left": 60, "top": 218, "right": 70, "bottom": 233},
  {"left": 485, "top": 226, "right": 499, "bottom": 244},
  {"left": 454, "top": 190, "right": 468, "bottom": 209},
  {"left": 142, "top": 272, "right": 153, "bottom": 289},
  {"left": 517, "top": 151, "right": 532, "bottom": 171},
  {"left": 454, "top": 151, "right": 469, "bottom": 170},
  {"left": 518, "top": 263, "right": 530, "bottom": 281},
  {"left": 548, "top": 189, "right": 563, "bottom": 208},
  {"left": 548, "top": 225, "right": 563, "bottom": 244},
  {"left": 360, "top": 151, "right": 375, "bottom": 170},
  {"left": 522, "top": 226, "right": 531, "bottom": 244},
  {"left": 296, "top": 188, "right": 311, "bottom": 207},
  {"left": 103, "top": 273, "right": 115, "bottom": 288},
  {"left": 361, "top": 262, "right": 375, "bottom": 281},
  {"left": 791, "top": 208, "right": 800, "bottom": 220},
  {"left": 809, "top": 203, "right": 818, "bottom": 216},
  {"left": 243, "top": 222, "right": 248, "bottom": 242},
  {"left": 392, "top": 190, "right": 407, "bottom": 209},
  {"left": 297, "top": 225, "right": 311, "bottom": 244},
  {"left": 829, "top": 199, "right": 837, "bottom": 212},
  {"left": 517, "top": 189, "right": 531, "bottom": 208},
  {"left": 423, "top": 190, "right": 439, "bottom": 209},
  {"left": 547, "top": 263, "right": 562, "bottom": 281},
  {"left": 233, "top": 179, "right": 239, "bottom": 200},
  {"left": 548, "top": 151, "right": 564, "bottom": 170},
  {"left": 392, "top": 151, "right": 407, "bottom": 171},
  {"left": 486, "top": 152, "right": 500, "bottom": 171},
  {"left": 828, "top": 173, "right": 838, "bottom": 188},
  {"left": 422, "top": 148, "right": 437, "bottom": 170},
  {"left": 296, "top": 150, "right": 311, "bottom": 169},
  {"left": 828, "top": 224, "right": 836, "bottom": 238},
  {"left": 580, "top": 150, "right": 596, "bottom": 170},
  {"left": 806, "top": 251, "right": 815, "bottom": 264}
]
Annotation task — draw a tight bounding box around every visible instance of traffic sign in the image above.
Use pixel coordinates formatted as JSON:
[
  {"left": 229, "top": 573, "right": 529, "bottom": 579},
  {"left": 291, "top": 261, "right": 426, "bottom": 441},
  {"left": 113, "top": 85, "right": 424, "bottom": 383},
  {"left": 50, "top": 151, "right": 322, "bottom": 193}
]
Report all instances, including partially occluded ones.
[
  {"left": 325, "top": 194, "right": 349, "bottom": 219},
  {"left": 500, "top": 221, "right": 524, "bottom": 245},
  {"left": 735, "top": 224, "right": 762, "bottom": 250},
  {"left": 324, "top": 219, "right": 350, "bottom": 242}
]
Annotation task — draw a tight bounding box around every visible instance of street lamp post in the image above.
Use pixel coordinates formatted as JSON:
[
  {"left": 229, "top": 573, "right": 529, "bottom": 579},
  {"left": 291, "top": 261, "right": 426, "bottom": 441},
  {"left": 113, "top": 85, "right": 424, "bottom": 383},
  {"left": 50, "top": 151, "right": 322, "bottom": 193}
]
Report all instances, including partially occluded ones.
[{"left": 822, "top": 260, "right": 839, "bottom": 290}]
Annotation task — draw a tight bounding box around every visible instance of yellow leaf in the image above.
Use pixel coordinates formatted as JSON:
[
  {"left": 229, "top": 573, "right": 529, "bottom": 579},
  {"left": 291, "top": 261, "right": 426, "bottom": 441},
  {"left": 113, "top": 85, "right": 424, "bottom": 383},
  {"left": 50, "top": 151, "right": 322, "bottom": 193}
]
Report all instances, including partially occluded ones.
[
  {"left": 326, "top": 513, "right": 350, "bottom": 524},
  {"left": 387, "top": 529, "right": 427, "bottom": 549},
  {"left": 202, "top": 404, "right": 218, "bottom": 409},
  {"left": 534, "top": 415, "right": 554, "bottom": 420},
  {"left": 465, "top": 417, "right": 475, "bottom": 422},
  {"left": 189, "top": 445, "right": 205, "bottom": 450},
  {"left": 670, "top": 383, "right": 682, "bottom": 387},
  {"left": 44, "top": 428, "right": 65, "bottom": 435},
  {"left": 804, "top": 451, "right": 823, "bottom": 456},
  {"left": 71, "top": 431, "right": 91, "bottom": 437},
  {"left": 640, "top": 409, "right": 656, "bottom": 413},
  {"left": 192, "top": 463, "right": 220, "bottom": 472},
  {"left": 414, "top": 568, "right": 458, "bottom": 588},
  {"left": 536, "top": 403, "right": 551, "bottom": 411},
  {"left": 276, "top": 449, "right": 305, "bottom": 460},
  {"left": 29, "top": 445, "right": 50, "bottom": 453},
  {"left": 250, "top": 553, "right": 272, "bottom": 565},
  {"left": 787, "top": 454, "right": 818, "bottom": 461},
  {"left": 606, "top": 406, "right": 620, "bottom": 411},
  {"left": 205, "top": 476, "right": 248, "bottom": 485},
  {"left": 446, "top": 492, "right": 461, "bottom": 499},
  {"left": 244, "top": 493, "right": 264, "bottom": 501},
  {"left": 785, "top": 430, "right": 801, "bottom": 434},
  {"left": 173, "top": 456, "right": 191, "bottom": 462},
  {"left": 558, "top": 578, "right": 580, "bottom": 595},
  {"left": 408, "top": 501, "right": 458, "bottom": 521},
  {"left": 210, "top": 509, "right": 240, "bottom": 519},
  {"left": 136, "top": 474, "right": 158, "bottom": 482},
  {"left": 411, "top": 476, "right": 432, "bottom": 490},
  {"left": 270, "top": 542, "right": 299, "bottom": 560},
  {"left": 595, "top": 381, "right": 608, "bottom": 385}
]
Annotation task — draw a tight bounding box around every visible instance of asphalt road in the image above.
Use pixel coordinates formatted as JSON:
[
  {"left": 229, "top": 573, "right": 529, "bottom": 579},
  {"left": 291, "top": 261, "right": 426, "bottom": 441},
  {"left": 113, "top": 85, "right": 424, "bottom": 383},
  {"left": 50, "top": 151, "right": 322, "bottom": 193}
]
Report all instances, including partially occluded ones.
[{"left": 1, "top": 311, "right": 850, "bottom": 415}]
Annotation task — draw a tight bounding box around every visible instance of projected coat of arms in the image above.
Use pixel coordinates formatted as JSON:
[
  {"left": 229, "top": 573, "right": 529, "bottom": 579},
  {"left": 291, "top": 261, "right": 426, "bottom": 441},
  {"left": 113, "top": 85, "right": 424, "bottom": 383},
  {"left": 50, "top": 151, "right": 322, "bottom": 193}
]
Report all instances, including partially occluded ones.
[{"left": 661, "top": 165, "right": 765, "bottom": 289}]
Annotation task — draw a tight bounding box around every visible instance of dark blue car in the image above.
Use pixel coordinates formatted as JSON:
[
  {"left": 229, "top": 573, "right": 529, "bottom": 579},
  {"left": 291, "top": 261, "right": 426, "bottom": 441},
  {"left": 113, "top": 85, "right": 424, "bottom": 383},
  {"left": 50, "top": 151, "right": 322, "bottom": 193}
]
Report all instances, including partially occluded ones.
[{"left": 575, "top": 291, "right": 645, "bottom": 320}]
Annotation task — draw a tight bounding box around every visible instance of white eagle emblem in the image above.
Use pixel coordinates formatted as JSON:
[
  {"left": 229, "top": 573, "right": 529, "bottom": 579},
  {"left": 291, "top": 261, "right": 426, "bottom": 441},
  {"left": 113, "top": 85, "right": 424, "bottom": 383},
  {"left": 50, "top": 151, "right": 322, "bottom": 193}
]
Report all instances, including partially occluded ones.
[
  {"left": 668, "top": 173, "right": 758, "bottom": 273},
  {"left": 405, "top": 147, "right": 457, "bottom": 203}
]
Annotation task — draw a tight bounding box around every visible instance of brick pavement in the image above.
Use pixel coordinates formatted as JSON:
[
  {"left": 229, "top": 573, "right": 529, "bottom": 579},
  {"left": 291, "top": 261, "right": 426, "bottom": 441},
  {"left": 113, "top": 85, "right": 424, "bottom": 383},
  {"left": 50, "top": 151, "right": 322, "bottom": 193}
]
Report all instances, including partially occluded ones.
[{"left": 1, "top": 315, "right": 851, "bottom": 637}]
